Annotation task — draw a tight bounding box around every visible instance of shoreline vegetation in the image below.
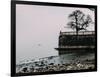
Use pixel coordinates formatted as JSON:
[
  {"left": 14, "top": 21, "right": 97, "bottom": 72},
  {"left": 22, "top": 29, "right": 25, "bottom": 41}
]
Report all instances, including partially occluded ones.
[{"left": 16, "top": 57, "right": 95, "bottom": 73}]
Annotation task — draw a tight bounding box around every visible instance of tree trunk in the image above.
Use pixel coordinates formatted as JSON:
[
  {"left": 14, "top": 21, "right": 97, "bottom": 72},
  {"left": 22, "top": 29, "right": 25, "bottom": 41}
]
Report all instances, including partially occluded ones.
[
  {"left": 76, "top": 30, "right": 78, "bottom": 40},
  {"left": 76, "top": 30, "right": 78, "bottom": 36}
]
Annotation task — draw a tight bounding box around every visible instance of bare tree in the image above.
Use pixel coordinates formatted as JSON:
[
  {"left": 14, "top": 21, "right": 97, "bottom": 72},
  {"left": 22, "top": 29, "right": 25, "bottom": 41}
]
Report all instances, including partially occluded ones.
[{"left": 67, "top": 10, "right": 92, "bottom": 35}]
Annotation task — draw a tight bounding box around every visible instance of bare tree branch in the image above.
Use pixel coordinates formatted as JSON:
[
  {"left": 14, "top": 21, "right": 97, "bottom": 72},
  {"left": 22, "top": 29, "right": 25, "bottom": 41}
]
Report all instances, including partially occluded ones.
[{"left": 66, "top": 10, "right": 92, "bottom": 35}]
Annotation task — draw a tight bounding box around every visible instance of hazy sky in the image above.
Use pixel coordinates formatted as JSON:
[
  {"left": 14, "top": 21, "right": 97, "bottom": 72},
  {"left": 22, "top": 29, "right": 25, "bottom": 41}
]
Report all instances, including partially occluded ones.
[{"left": 16, "top": 4, "right": 95, "bottom": 63}]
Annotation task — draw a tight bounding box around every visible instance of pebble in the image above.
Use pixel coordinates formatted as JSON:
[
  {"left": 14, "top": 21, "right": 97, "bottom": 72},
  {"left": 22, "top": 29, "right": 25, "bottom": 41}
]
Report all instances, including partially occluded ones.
[{"left": 17, "top": 61, "right": 95, "bottom": 73}]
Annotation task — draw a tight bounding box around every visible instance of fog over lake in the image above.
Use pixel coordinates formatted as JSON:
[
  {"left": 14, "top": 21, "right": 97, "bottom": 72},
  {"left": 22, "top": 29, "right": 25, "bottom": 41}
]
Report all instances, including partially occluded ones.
[{"left": 16, "top": 4, "right": 95, "bottom": 63}]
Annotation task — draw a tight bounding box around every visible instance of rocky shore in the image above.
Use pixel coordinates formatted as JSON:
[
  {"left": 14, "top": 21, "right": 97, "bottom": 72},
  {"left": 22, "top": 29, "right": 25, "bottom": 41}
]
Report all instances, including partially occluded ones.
[{"left": 17, "top": 59, "right": 95, "bottom": 73}]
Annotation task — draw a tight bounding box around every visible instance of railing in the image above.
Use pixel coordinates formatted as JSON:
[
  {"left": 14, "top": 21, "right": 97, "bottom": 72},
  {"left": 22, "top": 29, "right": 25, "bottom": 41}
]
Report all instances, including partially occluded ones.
[
  {"left": 58, "top": 46, "right": 95, "bottom": 49},
  {"left": 60, "top": 31, "right": 95, "bottom": 35}
]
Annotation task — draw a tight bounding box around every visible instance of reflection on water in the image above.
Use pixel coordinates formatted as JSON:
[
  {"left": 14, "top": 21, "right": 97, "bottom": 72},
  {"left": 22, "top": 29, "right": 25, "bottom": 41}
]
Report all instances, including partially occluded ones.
[{"left": 60, "top": 52, "right": 95, "bottom": 64}]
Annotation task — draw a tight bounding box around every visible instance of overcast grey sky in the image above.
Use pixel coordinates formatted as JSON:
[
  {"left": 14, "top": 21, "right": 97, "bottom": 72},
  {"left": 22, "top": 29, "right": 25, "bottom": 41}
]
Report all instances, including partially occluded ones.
[{"left": 16, "top": 4, "right": 95, "bottom": 63}]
